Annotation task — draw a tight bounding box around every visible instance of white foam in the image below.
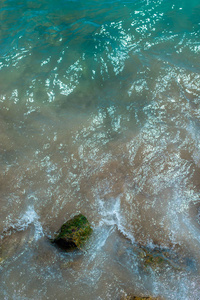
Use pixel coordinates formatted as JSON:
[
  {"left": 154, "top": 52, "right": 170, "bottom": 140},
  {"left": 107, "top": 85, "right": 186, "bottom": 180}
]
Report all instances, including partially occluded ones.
[
  {"left": 97, "top": 196, "right": 135, "bottom": 244},
  {"left": 11, "top": 206, "right": 44, "bottom": 241}
]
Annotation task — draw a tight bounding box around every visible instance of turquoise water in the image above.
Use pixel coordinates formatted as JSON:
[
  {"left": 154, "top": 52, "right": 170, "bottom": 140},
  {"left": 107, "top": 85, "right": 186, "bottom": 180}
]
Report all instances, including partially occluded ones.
[{"left": 0, "top": 0, "right": 200, "bottom": 299}]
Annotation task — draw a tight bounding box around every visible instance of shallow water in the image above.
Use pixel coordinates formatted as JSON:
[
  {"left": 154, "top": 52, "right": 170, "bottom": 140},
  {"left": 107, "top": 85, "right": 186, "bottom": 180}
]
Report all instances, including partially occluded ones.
[{"left": 0, "top": 0, "right": 200, "bottom": 299}]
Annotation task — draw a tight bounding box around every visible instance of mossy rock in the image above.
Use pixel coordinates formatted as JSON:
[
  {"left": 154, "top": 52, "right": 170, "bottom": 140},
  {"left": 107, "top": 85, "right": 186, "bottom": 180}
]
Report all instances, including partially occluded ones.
[
  {"left": 121, "top": 296, "right": 161, "bottom": 300},
  {"left": 140, "top": 248, "right": 166, "bottom": 268},
  {"left": 138, "top": 246, "right": 183, "bottom": 270},
  {"left": 53, "top": 214, "right": 93, "bottom": 250}
]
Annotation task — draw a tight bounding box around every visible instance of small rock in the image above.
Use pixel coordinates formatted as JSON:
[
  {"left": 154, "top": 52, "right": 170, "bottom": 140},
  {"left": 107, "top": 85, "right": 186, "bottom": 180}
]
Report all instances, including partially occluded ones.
[
  {"left": 53, "top": 214, "right": 93, "bottom": 250},
  {"left": 121, "top": 296, "right": 161, "bottom": 300},
  {"left": 138, "top": 246, "right": 185, "bottom": 271}
]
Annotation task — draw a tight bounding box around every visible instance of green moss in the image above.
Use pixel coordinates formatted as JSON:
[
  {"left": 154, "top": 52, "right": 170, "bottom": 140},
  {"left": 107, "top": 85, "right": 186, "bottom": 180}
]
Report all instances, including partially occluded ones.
[
  {"left": 144, "top": 252, "right": 165, "bottom": 267},
  {"left": 136, "top": 244, "right": 190, "bottom": 272},
  {"left": 139, "top": 246, "right": 173, "bottom": 270},
  {"left": 53, "top": 214, "right": 93, "bottom": 250}
]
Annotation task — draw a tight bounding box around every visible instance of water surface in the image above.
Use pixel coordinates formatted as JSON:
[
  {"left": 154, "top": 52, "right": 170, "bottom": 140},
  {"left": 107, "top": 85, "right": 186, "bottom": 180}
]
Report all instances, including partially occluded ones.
[{"left": 0, "top": 0, "right": 200, "bottom": 299}]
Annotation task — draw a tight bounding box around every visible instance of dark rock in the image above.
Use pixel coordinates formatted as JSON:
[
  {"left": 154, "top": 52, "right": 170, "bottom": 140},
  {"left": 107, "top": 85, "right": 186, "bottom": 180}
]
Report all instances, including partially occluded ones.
[
  {"left": 121, "top": 296, "right": 162, "bottom": 300},
  {"left": 121, "top": 296, "right": 161, "bottom": 300},
  {"left": 53, "top": 214, "right": 93, "bottom": 250}
]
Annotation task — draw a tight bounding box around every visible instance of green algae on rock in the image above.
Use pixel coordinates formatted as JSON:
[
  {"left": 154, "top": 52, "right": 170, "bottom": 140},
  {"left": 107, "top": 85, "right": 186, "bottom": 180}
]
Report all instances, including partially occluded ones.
[
  {"left": 121, "top": 296, "right": 162, "bottom": 300},
  {"left": 138, "top": 246, "right": 184, "bottom": 271},
  {"left": 53, "top": 214, "right": 93, "bottom": 250},
  {"left": 139, "top": 247, "right": 167, "bottom": 269}
]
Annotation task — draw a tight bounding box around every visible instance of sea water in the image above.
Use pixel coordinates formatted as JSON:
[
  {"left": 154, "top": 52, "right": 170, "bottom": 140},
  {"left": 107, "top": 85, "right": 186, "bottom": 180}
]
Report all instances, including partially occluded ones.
[{"left": 0, "top": 0, "right": 200, "bottom": 299}]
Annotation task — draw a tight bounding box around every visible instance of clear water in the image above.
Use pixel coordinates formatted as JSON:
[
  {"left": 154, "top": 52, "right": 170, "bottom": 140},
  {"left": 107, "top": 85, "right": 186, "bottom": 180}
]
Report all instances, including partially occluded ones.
[{"left": 0, "top": 0, "right": 200, "bottom": 299}]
